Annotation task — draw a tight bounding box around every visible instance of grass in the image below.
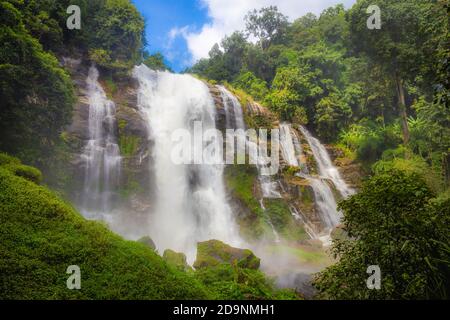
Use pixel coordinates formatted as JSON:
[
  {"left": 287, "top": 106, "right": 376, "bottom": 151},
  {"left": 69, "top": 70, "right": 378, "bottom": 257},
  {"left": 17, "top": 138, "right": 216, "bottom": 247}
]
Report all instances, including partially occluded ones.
[{"left": 0, "top": 163, "right": 210, "bottom": 299}]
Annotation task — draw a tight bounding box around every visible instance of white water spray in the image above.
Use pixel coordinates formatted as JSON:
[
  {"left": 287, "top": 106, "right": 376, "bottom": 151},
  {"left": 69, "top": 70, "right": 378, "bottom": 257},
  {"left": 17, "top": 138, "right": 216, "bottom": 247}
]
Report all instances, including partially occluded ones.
[
  {"left": 299, "top": 126, "right": 354, "bottom": 198},
  {"left": 80, "top": 66, "right": 121, "bottom": 218},
  {"left": 133, "top": 65, "right": 241, "bottom": 263}
]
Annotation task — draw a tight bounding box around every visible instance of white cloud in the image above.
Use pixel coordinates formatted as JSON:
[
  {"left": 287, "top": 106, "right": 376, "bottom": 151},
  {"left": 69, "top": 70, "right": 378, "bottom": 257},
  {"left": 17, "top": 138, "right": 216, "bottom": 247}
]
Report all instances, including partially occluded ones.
[{"left": 171, "top": 0, "right": 356, "bottom": 63}]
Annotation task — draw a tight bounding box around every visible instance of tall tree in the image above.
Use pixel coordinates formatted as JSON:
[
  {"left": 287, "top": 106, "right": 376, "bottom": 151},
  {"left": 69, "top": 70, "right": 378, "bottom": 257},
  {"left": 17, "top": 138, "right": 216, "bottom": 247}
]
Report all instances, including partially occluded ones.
[
  {"left": 348, "top": 0, "right": 435, "bottom": 144},
  {"left": 245, "top": 6, "right": 288, "bottom": 50}
]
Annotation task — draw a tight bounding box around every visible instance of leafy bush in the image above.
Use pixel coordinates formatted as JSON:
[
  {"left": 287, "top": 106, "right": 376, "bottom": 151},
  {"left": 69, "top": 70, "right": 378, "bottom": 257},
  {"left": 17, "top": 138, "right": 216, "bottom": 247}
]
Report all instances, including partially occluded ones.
[
  {"left": 339, "top": 122, "right": 402, "bottom": 164},
  {"left": 232, "top": 71, "right": 269, "bottom": 102},
  {"left": 314, "top": 170, "right": 450, "bottom": 299},
  {"left": 194, "top": 263, "right": 297, "bottom": 300},
  {"left": 4, "top": 164, "right": 43, "bottom": 185},
  {"left": 373, "top": 154, "right": 444, "bottom": 194}
]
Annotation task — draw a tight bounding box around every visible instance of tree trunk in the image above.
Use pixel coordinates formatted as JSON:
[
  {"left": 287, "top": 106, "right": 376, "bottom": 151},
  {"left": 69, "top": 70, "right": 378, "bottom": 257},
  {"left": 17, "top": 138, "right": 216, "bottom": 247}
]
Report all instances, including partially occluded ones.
[
  {"left": 395, "top": 72, "right": 410, "bottom": 145},
  {"left": 443, "top": 152, "right": 450, "bottom": 187}
]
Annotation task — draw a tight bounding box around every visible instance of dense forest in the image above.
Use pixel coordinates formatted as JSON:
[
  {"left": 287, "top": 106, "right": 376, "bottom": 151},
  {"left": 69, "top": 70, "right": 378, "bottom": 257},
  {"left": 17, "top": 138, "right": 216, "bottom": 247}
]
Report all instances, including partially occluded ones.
[{"left": 1, "top": 0, "right": 449, "bottom": 300}]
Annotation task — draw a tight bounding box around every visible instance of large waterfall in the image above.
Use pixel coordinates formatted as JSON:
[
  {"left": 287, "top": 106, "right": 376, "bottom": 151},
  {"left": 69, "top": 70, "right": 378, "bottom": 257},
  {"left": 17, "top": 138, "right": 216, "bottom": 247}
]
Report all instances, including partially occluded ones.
[
  {"left": 277, "top": 124, "right": 353, "bottom": 243},
  {"left": 80, "top": 66, "right": 121, "bottom": 218},
  {"left": 133, "top": 65, "right": 241, "bottom": 263}
]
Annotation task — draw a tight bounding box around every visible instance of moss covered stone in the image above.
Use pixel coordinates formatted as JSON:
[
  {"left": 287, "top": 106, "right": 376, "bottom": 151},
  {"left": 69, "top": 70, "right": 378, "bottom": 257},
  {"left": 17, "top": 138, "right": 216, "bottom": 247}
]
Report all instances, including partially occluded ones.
[
  {"left": 193, "top": 240, "right": 260, "bottom": 270},
  {"left": 0, "top": 153, "right": 43, "bottom": 185},
  {"left": 137, "top": 236, "right": 156, "bottom": 250},
  {"left": 163, "top": 249, "right": 192, "bottom": 272}
]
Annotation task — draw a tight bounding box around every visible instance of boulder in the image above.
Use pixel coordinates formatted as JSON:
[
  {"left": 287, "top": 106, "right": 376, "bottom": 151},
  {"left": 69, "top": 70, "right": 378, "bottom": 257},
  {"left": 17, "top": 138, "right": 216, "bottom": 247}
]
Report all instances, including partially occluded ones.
[
  {"left": 137, "top": 236, "right": 156, "bottom": 250},
  {"left": 163, "top": 249, "right": 192, "bottom": 272},
  {"left": 193, "top": 240, "right": 260, "bottom": 270}
]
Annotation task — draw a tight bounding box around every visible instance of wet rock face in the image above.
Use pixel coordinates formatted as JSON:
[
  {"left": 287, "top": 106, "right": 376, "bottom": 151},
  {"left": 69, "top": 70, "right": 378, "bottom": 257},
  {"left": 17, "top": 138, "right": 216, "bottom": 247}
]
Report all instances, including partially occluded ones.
[
  {"left": 61, "top": 58, "right": 155, "bottom": 212},
  {"left": 193, "top": 240, "right": 260, "bottom": 270},
  {"left": 207, "top": 84, "right": 226, "bottom": 132}
]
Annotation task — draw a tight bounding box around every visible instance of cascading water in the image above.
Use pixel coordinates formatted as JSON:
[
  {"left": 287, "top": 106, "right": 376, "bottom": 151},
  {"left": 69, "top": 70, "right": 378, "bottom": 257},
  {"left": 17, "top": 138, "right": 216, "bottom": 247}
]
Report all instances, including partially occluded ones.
[
  {"left": 299, "top": 126, "right": 354, "bottom": 198},
  {"left": 277, "top": 124, "right": 353, "bottom": 244},
  {"left": 218, "top": 85, "right": 281, "bottom": 240},
  {"left": 218, "top": 85, "right": 245, "bottom": 130},
  {"left": 80, "top": 66, "right": 121, "bottom": 219},
  {"left": 279, "top": 123, "right": 300, "bottom": 167},
  {"left": 133, "top": 65, "right": 241, "bottom": 263}
]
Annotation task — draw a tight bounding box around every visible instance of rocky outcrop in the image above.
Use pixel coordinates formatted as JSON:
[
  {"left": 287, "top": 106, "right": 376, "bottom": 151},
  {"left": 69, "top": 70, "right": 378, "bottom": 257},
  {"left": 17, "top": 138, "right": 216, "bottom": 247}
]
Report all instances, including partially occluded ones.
[
  {"left": 163, "top": 249, "right": 192, "bottom": 272},
  {"left": 193, "top": 240, "right": 260, "bottom": 270},
  {"left": 138, "top": 236, "right": 156, "bottom": 250},
  {"left": 61, "top": 58, "right": 154, "bottom": 214},
  {"left": 207, "top": 84, "right": 227, "bottom": 132}
]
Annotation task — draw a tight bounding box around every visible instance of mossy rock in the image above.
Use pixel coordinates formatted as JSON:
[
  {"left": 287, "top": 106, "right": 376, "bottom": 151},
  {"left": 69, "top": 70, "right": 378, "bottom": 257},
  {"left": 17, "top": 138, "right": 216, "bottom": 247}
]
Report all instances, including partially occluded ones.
[
  {"left": 163, "top": 249, "right": 192, "bottom": 272},
  {"left": 137, "top": 236, "right": 156, "bottom": 250},
  {"left": 0, "top": 153, "right": 20, "bottom": 166},
  {"left": 264, "top": 199, "right": 308, "bottom": 242},
  {"left": 0, "top": 154, "right": 43, "bottom": 185},
  {"left": 193, "top": 240, "right": 260, "bottom": 270}
]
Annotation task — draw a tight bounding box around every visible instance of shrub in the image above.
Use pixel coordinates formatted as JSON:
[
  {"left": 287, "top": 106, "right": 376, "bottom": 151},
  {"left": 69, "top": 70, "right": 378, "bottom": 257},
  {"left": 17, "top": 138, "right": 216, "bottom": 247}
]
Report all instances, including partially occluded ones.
[
  {"left": 314, "top": 170, "right": 450, "bottom": 299},
  {"left": 4, "top": 164, "right": 43, "bottom": 185}
]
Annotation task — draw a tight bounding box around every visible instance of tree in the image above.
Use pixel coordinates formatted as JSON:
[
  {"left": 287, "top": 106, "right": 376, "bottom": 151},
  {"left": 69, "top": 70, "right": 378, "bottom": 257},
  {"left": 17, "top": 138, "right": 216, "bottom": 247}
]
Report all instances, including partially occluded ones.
[
  {"left": 348, "top": 0, "right": 435, "bottom": 145},
  {"left": 221, "top": 31, "right": 248, "bottom": 79},
  {"left": 314, "top": 170, "right": 450, "bottom": 299},
  {"left": 0, "top": 1, "right": 75, "bottom": 164},
  {"left": 232, "top": 71, "right": 268, "bottom": 102},
  {"left": 245, "top": 6, "right": 288, "bottom": 50},
  {"left": 143, "top": 52, "right": 171, "bottom": 71}
]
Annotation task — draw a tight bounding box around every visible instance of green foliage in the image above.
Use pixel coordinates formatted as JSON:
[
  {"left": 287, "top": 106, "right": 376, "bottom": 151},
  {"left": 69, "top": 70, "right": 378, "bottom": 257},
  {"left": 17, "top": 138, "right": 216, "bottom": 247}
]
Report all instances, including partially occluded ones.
[
  {"left": 0, "top": 153, "right": 42, "bottom": 184},
  {"left": 118, "top": 119, "right": 141, "bottom": 157},
  {"left": 264, "top": 199, "right": 308, "bottom": 241},
  {"left": 339, "top": 122, "right": 402, "bottom": 164},
  {"left": 245, "top": 6, "right": 289, "bottom": 49},
  {"left": 224, "top": 165, "right": 263, "bottom": 217},
  {"left": 0, "top": 163, "right": 211, "bottom": 299},
  {"left": 0, "top": 1, "right": 75, "bottom": 164},
  {"left": 194, "top": 263, "right": 297, "bottom": 300},
  {"left": 4, "top": 163, "right": 43, "bottom": 185},
  {"left": 143, "top": 52, "right": 171, "bottom": 71},
  {"left": 89, "top": 0, "right": 144, "bottom": 67},
  {"left": 163, "top": 249, "right": 191, "bottom": 272},
  {"left": 232, "top": 71, "right": 268, "bottom": 102},
  {"left": 373, "top": 154, "right": 444, "bottom": 194},
  {"left": 193, "top": 240, "right": 297, "bottom": 300},
  {"left": 314, "top": 171, "right": 450, "bottom": 299},
  {"left": 194, "top": 240, "right": 260, "bottom": 270}
]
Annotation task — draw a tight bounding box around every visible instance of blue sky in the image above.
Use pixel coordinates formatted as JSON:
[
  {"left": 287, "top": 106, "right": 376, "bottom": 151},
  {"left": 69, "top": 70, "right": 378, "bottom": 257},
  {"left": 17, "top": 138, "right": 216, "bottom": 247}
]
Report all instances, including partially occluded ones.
[{"left": 133, "top": 0, "right": 356, "bottom": 72}]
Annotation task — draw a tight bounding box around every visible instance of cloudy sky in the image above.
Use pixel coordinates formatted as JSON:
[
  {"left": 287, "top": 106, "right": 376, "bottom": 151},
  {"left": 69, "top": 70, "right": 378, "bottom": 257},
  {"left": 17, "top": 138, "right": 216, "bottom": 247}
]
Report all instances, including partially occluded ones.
[{"left": 133, "top": 0, "right": 357, "bottom": 71}]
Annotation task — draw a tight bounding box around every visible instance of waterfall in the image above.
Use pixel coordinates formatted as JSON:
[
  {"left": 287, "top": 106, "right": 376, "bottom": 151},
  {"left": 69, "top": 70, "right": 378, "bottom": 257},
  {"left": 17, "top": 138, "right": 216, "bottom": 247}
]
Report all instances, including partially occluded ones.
[
  {"left": 80, "top": 66, "right": 121, "bottom": 218},
  {"left": 276, "top": 124, "right": 353, "bottom": 243},
  {"left": 218, "top": 85, "right": 245, "bottom": 130},
  {"left": 218, "top": 85, "right": 281, "bottom": 241},
  {"left": 133, "top": 65, "right": 241, "bottom": 263},
  {"left": 218, "top": 86, "right": 281, "bottom": 199},
  {"left": 279, "top": 123, "right": 299, "bottom": 167},
  {"left": 299, "top": 126, "right": 354, "bottom": 198}
]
